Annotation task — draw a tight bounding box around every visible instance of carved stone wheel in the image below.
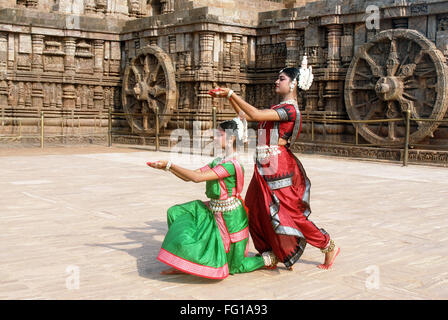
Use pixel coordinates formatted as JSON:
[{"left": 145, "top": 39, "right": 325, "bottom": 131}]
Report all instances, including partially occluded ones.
[
  {"left": 345, "top": 29, "right": 448, "bottom": 145},
  {"left": 122, "top": 45, "right": 177, "bottom": 134}
]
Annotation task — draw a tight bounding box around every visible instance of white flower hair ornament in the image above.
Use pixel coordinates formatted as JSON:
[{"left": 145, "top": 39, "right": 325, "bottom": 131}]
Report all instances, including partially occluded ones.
[
  {"left": 232, "top": 116, "right": 248, "bottom": 143},
  {"left": 297, "top": 55, "right": 314, "bottom": 91}
]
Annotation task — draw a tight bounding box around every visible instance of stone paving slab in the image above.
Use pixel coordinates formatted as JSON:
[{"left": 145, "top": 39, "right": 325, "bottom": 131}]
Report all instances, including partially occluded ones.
[{"left": 0, "top": 147, "right": 447, "bottom": 300}]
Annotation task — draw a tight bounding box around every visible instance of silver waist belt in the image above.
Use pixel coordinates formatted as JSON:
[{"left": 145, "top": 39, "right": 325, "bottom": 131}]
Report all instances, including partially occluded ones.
[
  {"left": 209, "top": 197, "right": 241, "bottom": 213},
  {"left": 266, "top": 177, "right": 293, "bottom": 190}
]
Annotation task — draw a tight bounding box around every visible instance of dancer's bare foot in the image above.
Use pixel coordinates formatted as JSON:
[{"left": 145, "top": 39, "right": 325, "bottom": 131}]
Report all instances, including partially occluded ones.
[
  {"left": 317, "top": 245, "right": 340, "bottom": 270},
  {"left": 160, "top": 267, "right": 184, "bottom": 275}
]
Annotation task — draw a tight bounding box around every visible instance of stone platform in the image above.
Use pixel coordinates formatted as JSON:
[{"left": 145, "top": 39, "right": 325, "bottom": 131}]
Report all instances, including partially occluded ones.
[{"left": 0, "top": 145, "right": 447, "bottom": 299}]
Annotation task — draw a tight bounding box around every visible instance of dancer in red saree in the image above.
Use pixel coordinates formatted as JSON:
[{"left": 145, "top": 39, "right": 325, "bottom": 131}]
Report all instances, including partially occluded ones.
[{"left": 209, "top": 56, "right": 340, "bottom": 270}]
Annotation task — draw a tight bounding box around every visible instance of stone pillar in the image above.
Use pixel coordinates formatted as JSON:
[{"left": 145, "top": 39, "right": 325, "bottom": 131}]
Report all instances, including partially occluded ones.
[
  {"left": 197, "top": 81, "right": 212, "bottom": 112},
  {"left": 0, "top": 81, "right": 8, "bottom": 122},
  {"left": 325, "top": 24, "right": 343, "bottom": 113},
  {"left": 168, "top": 35, "right": 176, "bottom": 69},
  {"left": 31, "top": 82, "right": 43, "bottom": 111},
  {"left": 31, "top": 34, "right": 44, "bottom": 72},
  {"left": 341, "top": 25, "right": 354, "bottom": 68},
  {"left": 64, "top": 37, "right": 76, "bottom": 75},
  {"left": 63, "top": 84, "right": 76, "bottom": 110},
  {"left": 223, "top": 39, "right": 231, "bottom": 71},
  {"left": 0, "top": 32, "right": 7, "bottom": 74},
  {"left": 326, "top": 24, "right": 342, "bottom": 69},
  {"left": 161, "top": 0, "right": 174, "bottom": 14},
  {"left": 231, "top": 34, "right": 242, "bottom": 71},
  {"left": 184, "top": 51, "right": 192, "bottom": 72},
  {"left": 18, "top": 82, "right": 25, "bottom": 108},
  {"left": 285, "top": 30, "right": 300, "bottom": 68},
  {"left": 18, "top": 34, "right": 32, "bottom": 71},
  {"left": 93, "top": 39, "right": 104, "bottom": 75},
  {"left": 109, "top": 41, "right": 121, "bottom": 76},
  {"left": 198, "top": 32, "right": 215, "bottom": 111},
  {"left": 168, "top": 35, "right": 176, "bottom": 54},
  {"left": 84, "top": 0, "right": 96, "bottom": 15},
  {"left": 56, "top": 84, "right": 63, "bottom": 109},
  {"left": 240, "top": 36, "right": 248, "bottom": 72},
  {"left": 96, "top": 0, "right": 107, "bottom": 14},
  {"left": 7, "top": 33, "right": 14, "bottom": 71},
  {"left": 129, "top": 0, "right": 141, "bottom": 17},
  {"left": 93, "top": 85, "right": 104, "bottom": 111},
  {"left": 199, "top": 32, "right": 215, "bottom": 71}
]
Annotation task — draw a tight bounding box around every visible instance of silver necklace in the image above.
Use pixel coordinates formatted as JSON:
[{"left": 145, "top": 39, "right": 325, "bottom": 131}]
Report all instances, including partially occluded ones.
[{"left": 279, "top": 99, "right": 298, "bottom": 106}]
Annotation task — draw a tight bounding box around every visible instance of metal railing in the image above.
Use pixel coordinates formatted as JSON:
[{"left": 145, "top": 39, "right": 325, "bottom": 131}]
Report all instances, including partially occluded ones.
[
  {"left": 2, "top": 108, "right": 448, "bottom": 166},
  {"left": 299, "top": 110, "right": 448, "bottom": 166},
  {"left": 0, "top": 111, "right": 108, "bottom": 148}
]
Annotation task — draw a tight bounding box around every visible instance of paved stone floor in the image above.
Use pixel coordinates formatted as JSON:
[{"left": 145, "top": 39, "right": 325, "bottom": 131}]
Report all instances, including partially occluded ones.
[{"left": 0, "top": 145, "right": 447, "bottom": 300}]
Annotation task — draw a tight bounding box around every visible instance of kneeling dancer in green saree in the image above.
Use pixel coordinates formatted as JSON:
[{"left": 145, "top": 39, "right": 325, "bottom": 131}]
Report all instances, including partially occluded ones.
[{"left": 147, "top": 118, "right": 277, "bottom": 279}]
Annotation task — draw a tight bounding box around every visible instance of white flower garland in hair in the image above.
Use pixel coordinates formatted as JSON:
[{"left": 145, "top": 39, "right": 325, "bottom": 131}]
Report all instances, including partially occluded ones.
[
  {"left": 298, "top": 55, "right": 314, "bottom": 91},
  {"left": 232, "top": 116, "right": 248, "bottom": 143}
]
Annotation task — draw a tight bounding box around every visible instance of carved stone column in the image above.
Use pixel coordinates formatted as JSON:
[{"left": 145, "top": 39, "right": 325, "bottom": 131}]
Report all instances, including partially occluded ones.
[
  {"left": 198, "top": 32, "right": 215, "bottom": 111},
  {"left": 0, "top": 32, "right": 7, "bottom": 74},
  {"left": 223, "top": 40, "right": 231, "bottom": 71},
  {"left": 64, "top": 37, "right": 76, "bottom": 75},
  {"left": 285, "top": 30, "right": 300, "bottom": 68},
  {"left": 63, "top": 84, "right": 76, "bottom": 110},
  {"left": 197, "top": 81, "right": 212, "bottom": 112},
  {"left": 96, "top": 0, "right": 107, "bottom": 14},
  {"left": 31, "top": 34, "right": 44, "bottom": 72},
  {"left": 7, "top": 34, "right": 14, "bottom": 70},
  {"left": 199, "top": 32, "right": 215, "bottom": 71},
  {"left": 231, "top": 34, "right": 242, "bottom": 71},
  {"left": 0, "top": 81, "right": 8, "bottom": 122},
  {"left": 240, "top": 36, "right": 248, "bottom": 72},
  {"left": 327, "top": 24, "right": 342, "bottom": 69},
  {"left": 129, "top": 0, "right": 141, "bottom": 17},
  {"left": 168, "top": 35, "right": 176, "bottom": 69},
  {"left": 326, "top": 25, "right": 343, "bottom": 113},
  {"left": 31, "top": 82, "right": 43, "bottom": 111},
  {"left": 93, "top": 85, "right": 104, "bottom": 111},
  {"left": 56, "top": 84, "right": 63, "bottom": 109},
  {"left": 341, "top": 25, "right": 354, "bottom": 68},
  {"left": 93, "top": 39, "right": 104, "bottom": 75},
  {"left": 161, "top": 0, "right": 174, "bottom": 14},
  {"left": 84, "top": 0, "right": 96, "bottom": 15}
]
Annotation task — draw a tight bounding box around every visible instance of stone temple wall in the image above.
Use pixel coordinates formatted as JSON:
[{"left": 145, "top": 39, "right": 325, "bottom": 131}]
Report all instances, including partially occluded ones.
[
  {"left": 1, "top": 0, "right": 448, "bottom": 158},
  {"left": 0, "top": 5, "right": 125, "bottom": 142}
]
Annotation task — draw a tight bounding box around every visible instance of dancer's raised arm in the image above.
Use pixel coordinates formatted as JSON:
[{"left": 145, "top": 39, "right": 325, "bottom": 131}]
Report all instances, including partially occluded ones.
[
  {"left": 209, "top": 88, "right": 280, "bottom": 122},
  {"left": 147, "top": 161, "right": 219, "bottom": 183}
]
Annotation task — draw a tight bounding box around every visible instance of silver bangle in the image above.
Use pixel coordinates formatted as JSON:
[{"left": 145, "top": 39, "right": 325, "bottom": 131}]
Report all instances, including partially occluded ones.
[
  {"left": 165, "top": 161, "right": 172, "bottom": 171},
  {"left": 227, "top": 89, "right": 234, "bottom": 99}
]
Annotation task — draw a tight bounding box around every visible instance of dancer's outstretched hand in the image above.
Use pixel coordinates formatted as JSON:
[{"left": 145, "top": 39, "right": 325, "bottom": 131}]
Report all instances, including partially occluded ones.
[
  {"left": 208, "top": 87, "right": 230, "bottom": 98},
  {"left": 147, "top": 160, "right": 168, "bottom": 170}
]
